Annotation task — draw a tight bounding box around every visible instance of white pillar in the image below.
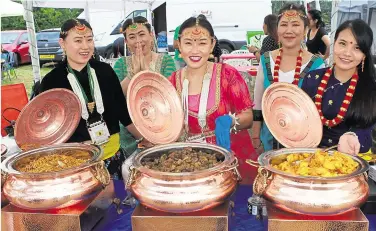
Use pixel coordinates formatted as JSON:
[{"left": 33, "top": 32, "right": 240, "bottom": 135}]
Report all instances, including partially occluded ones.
[
  {"left": 315, "top": 0, "right": 321, "bottom": 11},
  {"left": 329, "top": 0, "right": 340, "bottom": 65},
  {"left": 85, "top": 1, "right": 90, "bottom": 23},
  {"left": 22, "top": 0, "right": 41, "bottom": 83}
]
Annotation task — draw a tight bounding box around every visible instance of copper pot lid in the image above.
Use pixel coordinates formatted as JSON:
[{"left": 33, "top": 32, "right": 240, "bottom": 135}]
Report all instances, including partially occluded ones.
[
  {"left": 261, "top": 82, "right": 323, "bottom": 148},
  {"left": 15, "top": 88, "right": 81, "bottom": 149},
  {"left": 127, "top": 71, "right": 183, "bottom": 144}
]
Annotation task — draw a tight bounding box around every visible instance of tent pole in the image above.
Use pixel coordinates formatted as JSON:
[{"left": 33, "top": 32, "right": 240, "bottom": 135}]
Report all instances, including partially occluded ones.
[
  {"left": 330, "top": 0, "right": 340, "bottom": 66},
  {"left": 21, "top": 0, "right": 41, "bottom": 83},
  {"left": 85, "top": 0, "right": 90, "bottom": 23}
]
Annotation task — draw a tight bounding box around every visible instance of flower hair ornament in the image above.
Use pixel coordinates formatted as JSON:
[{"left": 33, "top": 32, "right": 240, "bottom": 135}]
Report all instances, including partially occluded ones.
[
  {"left": 278, "top": 6, "right": 307, "bottom": 21},
  {"left": 120, "top": 18, "right": 150, "bottom": 34},
  {"left": 60, "top": 19, "right": 90, "bottom": 36},
  {"left": 179, "top": 17, "right": 212, "bottom": 41}
]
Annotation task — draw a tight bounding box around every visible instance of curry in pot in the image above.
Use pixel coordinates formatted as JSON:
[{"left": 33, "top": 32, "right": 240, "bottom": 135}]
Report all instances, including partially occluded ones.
[
  {"left": 271, "top": 150, "right": 359, "bottom": 177},
  {"left": 141, "top": 147, "right": 223, "bottom": 173},
  {"left": 16, "top": 150, "right": 91, "bottom": 173}
]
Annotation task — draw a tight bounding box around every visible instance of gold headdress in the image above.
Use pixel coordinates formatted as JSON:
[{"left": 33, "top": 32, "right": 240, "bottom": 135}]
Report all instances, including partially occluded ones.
[
  {"left": 60, "top": 19, "right": 90, "bottom": 36},
  {"left": 278, "top": 6, "right": 307, "bottom": 21},
  {"left": 120, "top": 18, "right": 150, "bottom": 34},
  {"left": 179, "top": 16, "right": 212, "bottom": 41}
]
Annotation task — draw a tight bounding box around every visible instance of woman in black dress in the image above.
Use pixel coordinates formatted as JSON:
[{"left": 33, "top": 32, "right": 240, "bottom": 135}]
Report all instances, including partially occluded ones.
[{"left": 306, "top": 9, "right": 330, "bottom": 61}]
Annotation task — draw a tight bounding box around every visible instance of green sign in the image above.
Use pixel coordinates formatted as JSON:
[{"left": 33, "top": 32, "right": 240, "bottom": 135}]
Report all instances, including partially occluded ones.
[{"left": 247, "top": 30, "right": 264, "bottom": 43}]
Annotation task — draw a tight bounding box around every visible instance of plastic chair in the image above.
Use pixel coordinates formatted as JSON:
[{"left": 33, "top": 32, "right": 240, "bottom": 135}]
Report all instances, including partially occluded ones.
[
  {"left": 239, "top": 71, "right": 255, "bottom": 101},
  {"left": 231, "top": 49, "right": 250, "bottom": 54},
  {"left": 105, "top": 58, "right": 119, "bottom": 68},
  {"left": 1, "top": 83, "right": 29, "bottom": 136},
  {"left": 224, "top": 59, "right": 252, "bottom": 67},
  {"left": 1, "top": 53, "right": 11, "bottom": 80},
  {"left": 2, "top": 52, "right": 17, "bottom": 80}
]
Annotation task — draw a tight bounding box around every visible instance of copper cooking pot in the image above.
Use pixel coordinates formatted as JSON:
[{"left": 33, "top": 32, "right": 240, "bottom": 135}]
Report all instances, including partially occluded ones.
[
  {"left": 1, "top": 143, "right": 110, "bottom": 210},
  {"left": 125, "top": 142, "right": 241, "bottom": 213},
  {"left": 247, "top": 148, "right": 369, "bottom": 215}
]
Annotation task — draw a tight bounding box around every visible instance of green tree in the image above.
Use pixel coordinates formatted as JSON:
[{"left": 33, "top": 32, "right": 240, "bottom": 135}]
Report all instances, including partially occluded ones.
[{"left": 1, "top": 4, "right": 83, "bottom": 31}]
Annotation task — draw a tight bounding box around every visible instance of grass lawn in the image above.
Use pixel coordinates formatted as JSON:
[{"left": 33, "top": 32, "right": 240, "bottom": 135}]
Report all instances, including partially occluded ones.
[{"left": 1, "top": 64, "right": 53, "bottom": 97}]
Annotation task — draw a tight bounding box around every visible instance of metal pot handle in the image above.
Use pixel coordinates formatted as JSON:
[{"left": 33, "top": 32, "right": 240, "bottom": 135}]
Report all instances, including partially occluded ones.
[
  {"left": 222, "top": 157, "right": 242, "bottom": 181},
  {"left": 1, "top": 170, "right": 8, "bottom": 189},
  {"left": 363, "top": 172, "right": 368, "bottom": 182},
  {"left": 126, "top": 166, "right": 138, "bottom": 189},
  {"left": 253, "top": 167, "right": 271, "bottom": 196},
  {"left": 92, "top": 161, "right": 111, "bottom": 188},
  {"left": 246, "top": 159, "right": 260, "bottom": 168}
]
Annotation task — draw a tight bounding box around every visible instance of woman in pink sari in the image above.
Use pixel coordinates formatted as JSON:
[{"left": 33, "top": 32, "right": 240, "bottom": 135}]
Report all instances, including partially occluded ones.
[{"left": 169, "top": 16, "right": 257, "bottom": 184}]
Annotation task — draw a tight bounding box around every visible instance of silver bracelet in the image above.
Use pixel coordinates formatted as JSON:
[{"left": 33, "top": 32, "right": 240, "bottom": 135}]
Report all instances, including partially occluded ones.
[{"left": 228, "top": 112, "right": 240, "bottom": 133}]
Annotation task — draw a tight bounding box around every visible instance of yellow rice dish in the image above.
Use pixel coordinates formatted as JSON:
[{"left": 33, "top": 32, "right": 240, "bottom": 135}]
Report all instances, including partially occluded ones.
[
  {"left": 271, "top": 151, "right": 359, "bottom": 177},
  {"left": 17, "top": 153, "right": 90, "bottom": 173}
]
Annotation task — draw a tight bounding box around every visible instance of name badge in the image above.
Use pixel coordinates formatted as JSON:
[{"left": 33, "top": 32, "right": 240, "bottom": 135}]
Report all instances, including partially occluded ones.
[{"left": 88, "top": 120, "right": 110, "bottom": 145}]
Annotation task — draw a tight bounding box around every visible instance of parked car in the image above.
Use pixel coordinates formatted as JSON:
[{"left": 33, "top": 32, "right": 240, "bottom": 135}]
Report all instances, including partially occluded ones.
[
  {"left": 1, "top": 30, "right": 31, "bottom": 67},
  {"left": 36, "top": 28, "right": 63, "bottom": 66}
]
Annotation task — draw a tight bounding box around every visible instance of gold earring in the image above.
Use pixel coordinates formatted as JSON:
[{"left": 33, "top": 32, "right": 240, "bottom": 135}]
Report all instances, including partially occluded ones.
[
  {"left": 209, "top": 54, "right": 214, "bottom": 59},
  {"left": 62, "top": 49, "right": 66, "bottom": 61},
  {"left": 178, "top": 53, "right": 182, "bottom": 58},
  {"left": 92, "top": 54, "right": 95, "bottom": 59},
  {"left": 362, "top": 58, "right": 365, "bottom": 72}
]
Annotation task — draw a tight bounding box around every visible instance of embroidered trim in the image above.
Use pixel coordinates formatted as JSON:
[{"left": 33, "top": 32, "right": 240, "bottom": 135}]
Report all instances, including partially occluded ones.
[
  {"left": 125, "top": 56, "right": 134, "bottom": 79},
  {"left": 176, "top": 64, "right": 222, "bottom": 119},
  {"left": 154, "top": 54, "right": 163, "bottom": 72}
]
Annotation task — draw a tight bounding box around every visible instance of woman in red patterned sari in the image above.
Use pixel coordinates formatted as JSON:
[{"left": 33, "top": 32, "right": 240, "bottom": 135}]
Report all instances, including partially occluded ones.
[{"left": 169, "top": 16, "right": 257, "bottom": 184}]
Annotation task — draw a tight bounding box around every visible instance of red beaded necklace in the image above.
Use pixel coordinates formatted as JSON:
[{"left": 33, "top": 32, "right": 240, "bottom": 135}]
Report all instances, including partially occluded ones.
[
  {"left": 314, "top": 66, "right": 359, "bottom": 127},
  {"left": 273, "top": 48, "right": 303, "bottom": 85}
]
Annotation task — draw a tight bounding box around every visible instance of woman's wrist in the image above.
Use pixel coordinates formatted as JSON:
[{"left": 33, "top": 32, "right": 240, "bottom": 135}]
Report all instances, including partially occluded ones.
[
  {"left": 251, "top": 137, "right": 262, "bottom": 149},
  {"left": 228, "top": 112, "right": 240, "bottom": 133},
  {"left": 344, "top": 131, "right": 358, "bottom": 138}
]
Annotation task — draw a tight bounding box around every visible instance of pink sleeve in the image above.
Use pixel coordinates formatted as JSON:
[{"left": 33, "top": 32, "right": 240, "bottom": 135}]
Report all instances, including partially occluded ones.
[
  {"left": 168, "top": 71, "right": 177, "bottom": 88},
  {"left": 223, "top": 65, "right": 254, "bottom": 113}
]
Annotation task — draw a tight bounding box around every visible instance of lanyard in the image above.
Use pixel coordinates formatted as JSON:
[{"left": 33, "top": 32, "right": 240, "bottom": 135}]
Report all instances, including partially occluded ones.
[
  {"left": 67, "top": 64, "right": 94, "bottom": 104},
  {"left": 66, "top": 64, "right": 104, "bottom": 121},
  {"left": 181, "top": 64, "right": 212, "bottom": 132}
]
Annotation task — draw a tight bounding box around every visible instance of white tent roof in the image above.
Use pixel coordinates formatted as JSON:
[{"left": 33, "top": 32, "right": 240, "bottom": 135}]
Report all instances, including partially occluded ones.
[
  {"left": 32, "top": 0, "right": 156, "bottom": 11},
  {"left": 1, "top": 0, "right": 24, "bottom": 17}
]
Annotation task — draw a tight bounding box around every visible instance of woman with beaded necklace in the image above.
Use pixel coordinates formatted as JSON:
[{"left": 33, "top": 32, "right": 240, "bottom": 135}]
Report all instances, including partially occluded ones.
[
  {"left": 302, "top": 19, "right": 376, "bottom": 155},
  {"left": 252, "top": 3, "right": 325, "bottom": 153},
  {"left": 169, "top": 16, "right": 256, "bottom": 184}
]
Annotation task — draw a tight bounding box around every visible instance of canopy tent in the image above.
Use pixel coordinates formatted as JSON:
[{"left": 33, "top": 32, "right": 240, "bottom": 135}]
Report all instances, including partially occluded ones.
[
  {"left": 18, "top": 0, "right": 156, "bottom": 83},
  {"left": 1, "top": 0, "right": 24, "bottom": 17}
]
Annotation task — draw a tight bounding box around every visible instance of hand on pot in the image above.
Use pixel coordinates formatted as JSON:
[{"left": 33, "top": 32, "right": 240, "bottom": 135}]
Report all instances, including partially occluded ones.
[
  {"left": 338, "top": 132, "right": 360, "bottom": 155},
  {"left": 137, "top": 138, "right": 154, "bottom": 149},
  {"left": 215, "top": 115, "right": 232, "bottom": 151}
]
